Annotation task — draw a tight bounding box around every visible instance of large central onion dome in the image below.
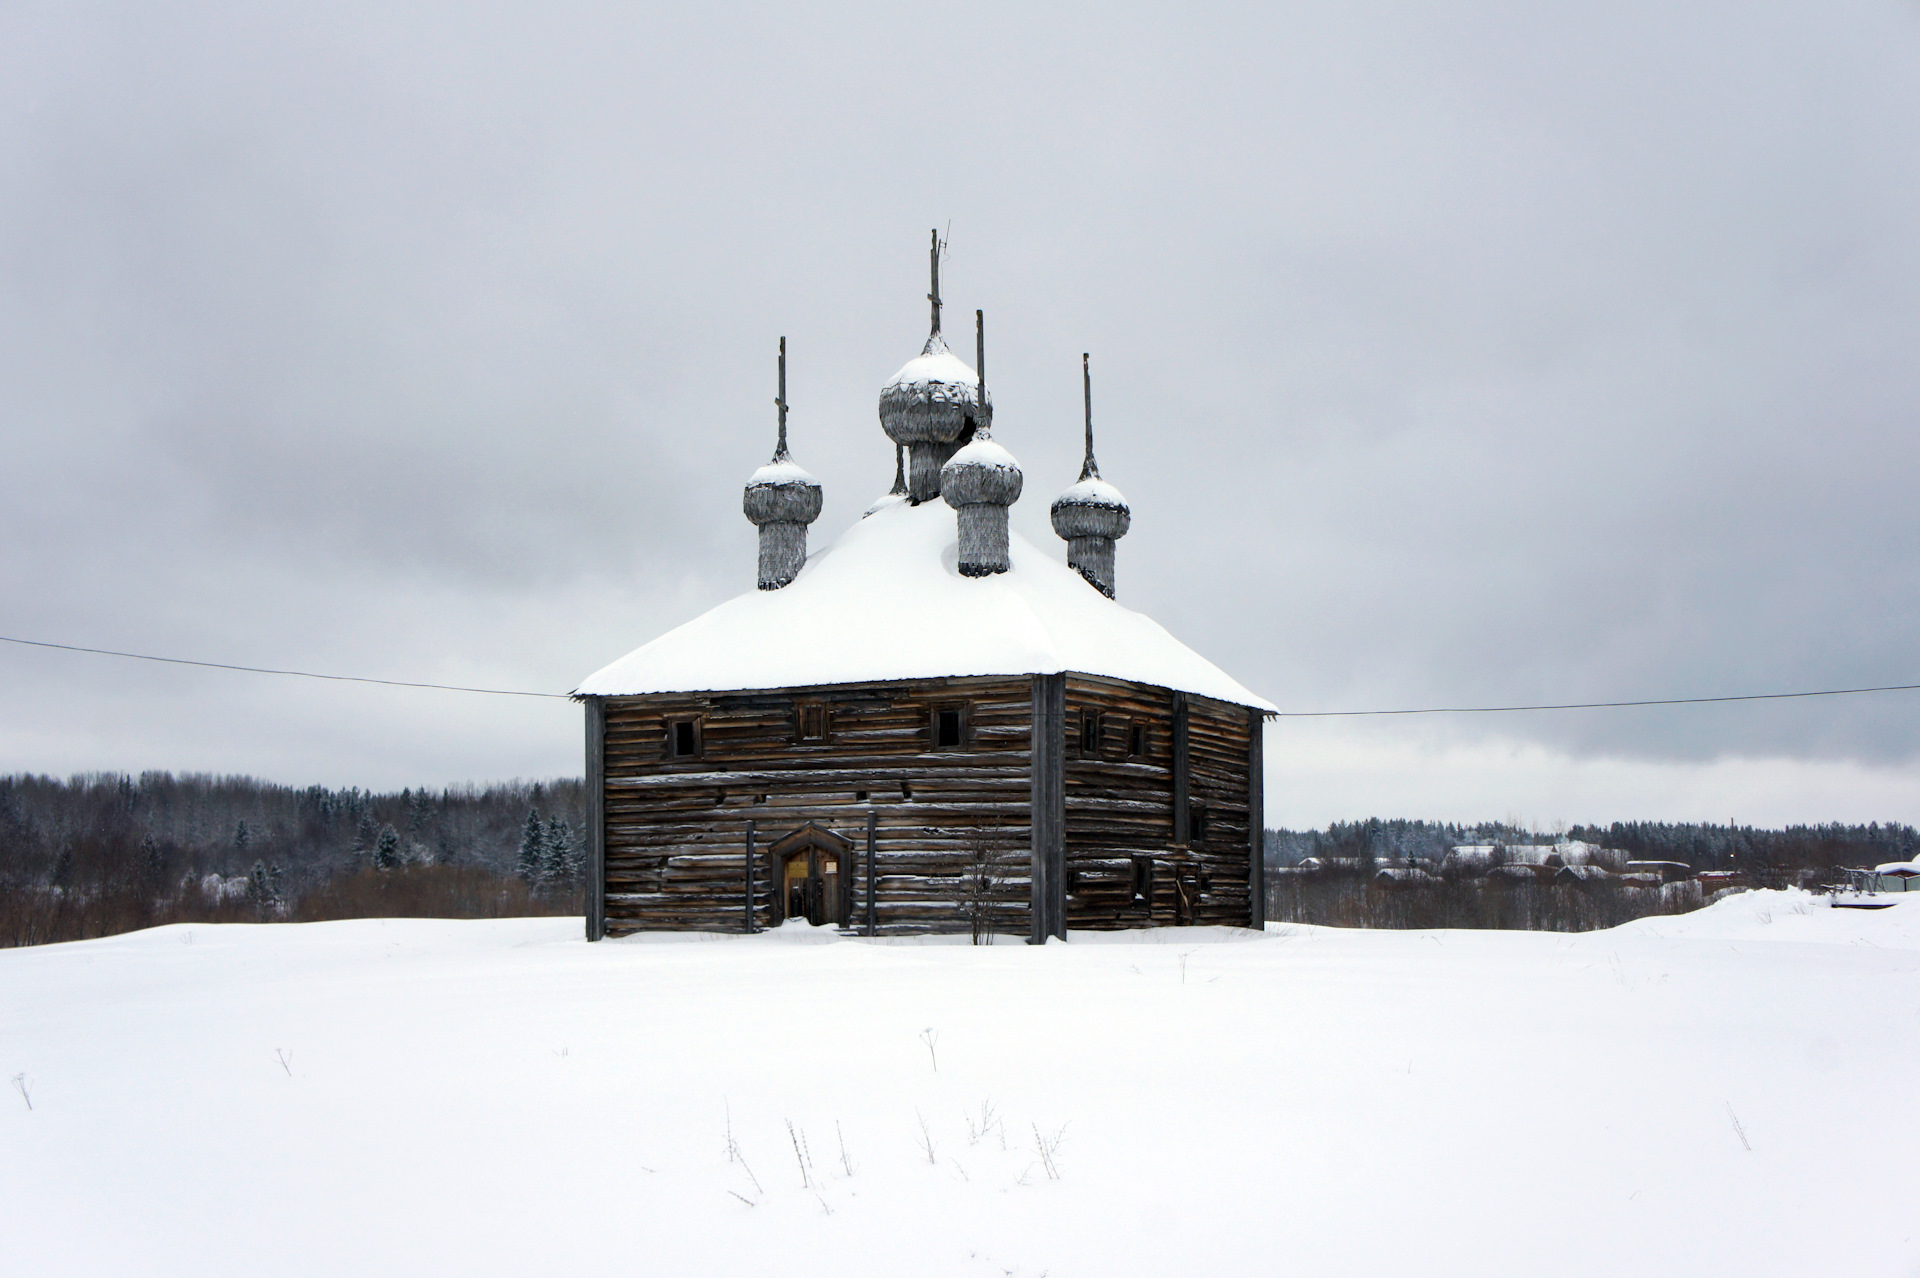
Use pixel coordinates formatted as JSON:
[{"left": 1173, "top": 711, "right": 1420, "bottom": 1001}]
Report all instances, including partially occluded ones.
[
  {"left": 942, "top": 310, "right": 1022, "bottom": 577},
  {"left": 1050, "top": 353, "right": 1130, "bottom": 598},
  {"left": 880, "top": 230, "right": 989, "bottom": 504}
]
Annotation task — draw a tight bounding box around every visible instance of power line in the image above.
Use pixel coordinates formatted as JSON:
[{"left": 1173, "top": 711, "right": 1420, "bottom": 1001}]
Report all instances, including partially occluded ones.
[
  {"left": 6, "top": 630, "right": 1916, "bottom": 716},
  {"left": 0, "top": 634, "right": 571, "bottom": 699},
  {"left": 1275, "top": 682, "right": 1920, "bottom": 717}
]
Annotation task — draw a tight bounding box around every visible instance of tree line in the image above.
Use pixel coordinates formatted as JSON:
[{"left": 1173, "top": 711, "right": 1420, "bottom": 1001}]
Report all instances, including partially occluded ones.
[
  {"left": 0, "top": 771, "right": 587, "bottom": 947},
  {"left": 1266, "top": 817, "right": 1919, "bottom": 879}
]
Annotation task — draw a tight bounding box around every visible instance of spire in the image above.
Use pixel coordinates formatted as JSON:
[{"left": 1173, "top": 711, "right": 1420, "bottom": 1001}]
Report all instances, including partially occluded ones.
[
  {"left": 1080, "top": 352, "right": 1099, "bottom": 481},
  {"left": 773, "top": 336, "right": 789, "bottom": 461},
  {"left": 975, "top": 309, "right": 992, "bottom": 436},
  {"left": 927, "top": 228, "right": 943, "bottom": 340}
]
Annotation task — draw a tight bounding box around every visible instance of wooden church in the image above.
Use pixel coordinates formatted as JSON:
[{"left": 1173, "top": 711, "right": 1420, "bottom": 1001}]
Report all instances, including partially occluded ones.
[{"left": 575, "top": 236, "right": 1275, "bottom": 942}]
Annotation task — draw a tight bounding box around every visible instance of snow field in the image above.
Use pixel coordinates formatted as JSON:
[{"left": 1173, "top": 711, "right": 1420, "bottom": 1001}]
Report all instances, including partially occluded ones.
[{"left": 3, "top": 890, "right": 1916, "bottom": 1277}]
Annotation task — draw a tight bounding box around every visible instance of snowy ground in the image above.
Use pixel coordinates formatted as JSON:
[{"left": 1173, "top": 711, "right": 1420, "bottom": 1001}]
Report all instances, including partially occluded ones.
[{"left": 4, "top": 890, "right": 1916, "bottom": 1277}]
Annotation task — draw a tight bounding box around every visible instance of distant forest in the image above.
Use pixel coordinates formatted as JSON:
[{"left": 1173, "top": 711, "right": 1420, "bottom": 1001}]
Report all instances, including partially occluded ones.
[
  {"left": 6, "top": 771, "right": 1915, "bottom": 947},
  {"left": 1, "top": 771, "right": 586, "bottom": 948},
  {"left": 1264, "top": 817, "right": 1920, "bottom": 876}
]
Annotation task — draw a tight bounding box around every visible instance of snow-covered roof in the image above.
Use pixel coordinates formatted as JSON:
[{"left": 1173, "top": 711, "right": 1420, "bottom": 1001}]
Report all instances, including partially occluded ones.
[
  {"left": 944, "top": 437, "right": 1020, "bottom": 472},
  {"left": 885, "top": 336, "right": 979, "bottom": 390},
  {"left": 746, "top": 459, "right": 818, "bottom": 487},
  {"left": 1874, "top": 861, "right": 1920, "bottom": 877},
  {"left": 577, "top": 499, "right": 1274, "bottom": 709},
  {"left": 1055, "top": 477, "right": 1129, "bottom": 509}
]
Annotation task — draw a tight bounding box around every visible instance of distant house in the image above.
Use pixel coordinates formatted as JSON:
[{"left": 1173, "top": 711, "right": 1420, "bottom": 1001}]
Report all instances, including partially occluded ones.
[
  {"left": 1873, "top": 861, "right": 1920, "bottom": 893},
  {"left": 1625, "top": 860, "right": 1694, "bottom": 883},
  {"left": 573, "top": 238, "right": 1274, "bottom": 940},
  {"left": 1553, "top": 864, "right": 1613, "bottom": 889}
]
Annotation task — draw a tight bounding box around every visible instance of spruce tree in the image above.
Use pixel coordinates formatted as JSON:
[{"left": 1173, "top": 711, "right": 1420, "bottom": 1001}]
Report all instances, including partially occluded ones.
[
  {"left": 542, "top": 815, "right": 573, "bottom": 888},
  {"left": 517, "top": 808, "right": 544, "bottom": 884},
  {"left": 373, "top": 824, "right": 401, "bottom": 871}
]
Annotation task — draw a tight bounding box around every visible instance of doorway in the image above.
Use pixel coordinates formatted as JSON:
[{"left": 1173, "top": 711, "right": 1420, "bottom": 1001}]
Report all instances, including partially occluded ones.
[{"left": 769, "top": 822, "right": 854, "bottom": 927}]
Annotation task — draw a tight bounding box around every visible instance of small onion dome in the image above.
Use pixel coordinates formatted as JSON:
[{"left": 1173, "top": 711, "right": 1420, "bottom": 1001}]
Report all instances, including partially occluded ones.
[
  {"left": 1050, "top": 476, "right": 1131, "bottom": 543},
  {"left": 940, "top": 437, "right": 1023, "bottom": 508},
  {"left": 941, "top": 436, "right": 1023, "bottom": 578},
  {"left": 1051, "top": 354, "right": 1130, "bottom": 597},
  {"left": 743, "top": 457, "right": 822, "bottom": 592},
  {"left": 879, "top": 333, "right": 988, "bottom": 447},
  {"left": 742, "top": 458, "right": 823, "bottom": 527}
]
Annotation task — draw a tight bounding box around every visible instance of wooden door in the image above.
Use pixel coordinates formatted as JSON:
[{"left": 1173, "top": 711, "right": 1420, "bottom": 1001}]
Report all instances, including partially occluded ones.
[{"left": 782, "top": 848, "right": 844, "bottom": 926}]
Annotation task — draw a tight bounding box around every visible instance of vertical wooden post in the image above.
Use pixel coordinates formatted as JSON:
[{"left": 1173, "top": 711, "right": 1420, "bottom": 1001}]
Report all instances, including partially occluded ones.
[
  {"left": 583, "top": 697, "right": 606, "bottom": 942},
  {"left": 745, "top": 819, "right": 757, "bottom": 934},
  {"left": 1171, "top": 692, "right": 1191, "bottom": 846},
  {"left": 1030, "top": 673, "right": 1067, "bottom": 943},
  {"left": 1247, "top": 709, "right": 1267, "bottom": 930},
  {"left": 865, "top": 809, "right": 878, "bottom": 936}
]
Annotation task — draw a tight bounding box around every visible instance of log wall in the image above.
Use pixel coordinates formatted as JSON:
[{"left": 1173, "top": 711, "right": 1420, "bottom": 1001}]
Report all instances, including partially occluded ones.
[
  {"left": 1060, "top": 675, "right": 1255, "bottom": 929},
  {"left": 598, "top": 676, "right": 1036, "bottom": 936},
  {"left": 590, "top": 672, "right": 1258, "bottom": 937}
]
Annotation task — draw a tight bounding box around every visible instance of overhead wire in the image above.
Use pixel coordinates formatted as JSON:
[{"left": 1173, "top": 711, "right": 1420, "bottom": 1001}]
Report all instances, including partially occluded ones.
[
  {"left": 5, "top": 631, "right": 1916, "bottom": 715},
  {"left": 0, "top": 634, "right": 572, "bottom": 699}
]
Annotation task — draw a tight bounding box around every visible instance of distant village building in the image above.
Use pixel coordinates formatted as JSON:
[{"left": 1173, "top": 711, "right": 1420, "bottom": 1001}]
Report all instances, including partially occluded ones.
[{"left": 574, "top": 236, "right": 1275, "bottom": 940}]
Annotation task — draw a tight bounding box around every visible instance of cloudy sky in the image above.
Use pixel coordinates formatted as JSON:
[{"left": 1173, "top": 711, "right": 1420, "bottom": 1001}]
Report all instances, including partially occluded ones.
[{"left": 4, "top": 0, "right": 1919, "bottom": 828}]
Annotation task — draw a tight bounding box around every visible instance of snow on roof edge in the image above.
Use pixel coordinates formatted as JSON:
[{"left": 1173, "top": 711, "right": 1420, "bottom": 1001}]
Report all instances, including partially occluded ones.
[{"left": 574, "top": 502, "right": 1275, "bottom": 711}]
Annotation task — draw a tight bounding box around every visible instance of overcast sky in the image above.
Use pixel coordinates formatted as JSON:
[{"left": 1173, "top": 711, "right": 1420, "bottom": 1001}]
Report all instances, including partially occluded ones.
[{"left": 4, "top": 1, "right": 1920, "bottom": 828}]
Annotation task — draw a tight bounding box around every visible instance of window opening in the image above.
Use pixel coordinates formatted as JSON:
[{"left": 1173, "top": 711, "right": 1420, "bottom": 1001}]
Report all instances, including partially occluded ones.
[
  {"left": 900, "top": 781, "right": 913, "bottom": 800},
  {"left": 797, "top": 703, "right": 830, "bottom": 743},
  {"left": 1127, "top": 720, "right": 1147, "bottom": 758},
  {"left": 855, "top": 790, "right": 869, "bottom": 802},
  {"left": 1189, "top": 801, "right": 1209, "bottom": 844},
  {"left": 1131, "top": 856, "right": 1153, "bottom": 905},
  {"left": 935, "top": 708, "right": 963, "bottom": 749},
  {"left": 1080, "top": 711, "right": 1102, "bottom": 757},
  {"left": 671, "top": 719, "right": 699, "bottom": 758}
]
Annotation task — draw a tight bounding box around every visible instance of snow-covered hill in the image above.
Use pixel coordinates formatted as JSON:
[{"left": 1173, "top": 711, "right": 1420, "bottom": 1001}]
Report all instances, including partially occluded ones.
[{"left": 4, "top": 891, "right": 1915, "bottom": 1277}]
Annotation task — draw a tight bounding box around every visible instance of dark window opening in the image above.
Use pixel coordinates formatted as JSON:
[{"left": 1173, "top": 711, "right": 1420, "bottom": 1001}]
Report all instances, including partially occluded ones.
[
  {"left": 1080, "top": 711, "right": 1102, "bottom": 757},
  {"left": 797, "top": 703, "right": 830, "bottom": 743},
  {"left": 855, "top": 789, "right": 869, "bottom": 802},
  {"left": 753, "top": 794, "right": 768, "bottom": 805},
  {"left": 671, "top": 719, "right": 700, "bottom": 758},
  {"left": 1189, "top": 801, "right": 1209, "bottom": 844},
  {"left": 712, "top": 789, "right": 727, "bottom": 806},
  {"left": 1127, "top": 721, "right": 1147, "bottom": 758},
  {"left": 900, "top": 781, "right": 914, "bottom": 800},
  {"left": 935, "top": 708, "right": 964, "bottom": 749},
  {"left": 1131, "top": 856, "right": 1153, "bottom": 904}
]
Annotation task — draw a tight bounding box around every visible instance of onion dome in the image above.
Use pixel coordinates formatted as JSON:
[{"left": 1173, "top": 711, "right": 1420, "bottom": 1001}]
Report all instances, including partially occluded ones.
[
  {"left": 1050, "top": 353, "right": 1130, "bottom": 597},
  {"left": 880, "top": 230, "right": 989, "bottom": 503},
  {"left": 941, "top": 310, "right": 1023, "bottom": 577},
  {"left": 742, "top": 338, "right": 822, "bottom": 591}
]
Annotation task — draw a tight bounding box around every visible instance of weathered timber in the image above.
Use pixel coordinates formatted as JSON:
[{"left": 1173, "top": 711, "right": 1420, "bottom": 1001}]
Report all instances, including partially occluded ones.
[
  {"left": 1030, "top": 672, "right": 1066, "bottom": 942},
  {"left": 589, "top": 670, "right": 1257, "bottom": 935},
  {"left": 1247, "top": 707, "right": 1266, "bottom": 929},
  {"left": 585, "top": 696, "right": 606, "bottom": 942}
]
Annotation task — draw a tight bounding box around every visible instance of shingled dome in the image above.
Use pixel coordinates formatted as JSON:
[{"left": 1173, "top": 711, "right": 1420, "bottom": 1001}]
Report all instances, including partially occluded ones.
[{"left": 879, "top": 231, "right": 988, "bottom": 502}]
